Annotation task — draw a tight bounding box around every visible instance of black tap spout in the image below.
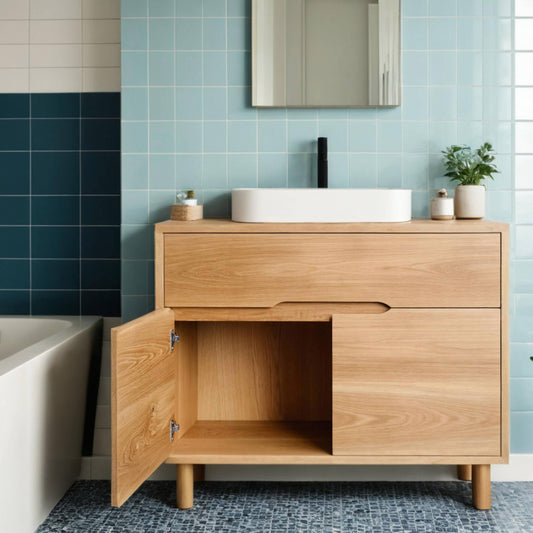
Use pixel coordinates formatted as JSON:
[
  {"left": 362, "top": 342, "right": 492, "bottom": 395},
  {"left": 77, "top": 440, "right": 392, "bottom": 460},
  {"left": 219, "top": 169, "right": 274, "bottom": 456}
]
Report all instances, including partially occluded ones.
[{"left": 317, "top": 137, "right": 328, "bottom": 188}]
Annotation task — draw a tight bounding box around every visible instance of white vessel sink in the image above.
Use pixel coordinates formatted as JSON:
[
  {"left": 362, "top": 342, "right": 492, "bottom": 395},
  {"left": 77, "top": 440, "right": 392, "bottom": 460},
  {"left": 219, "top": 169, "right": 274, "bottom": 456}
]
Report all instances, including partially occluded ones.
[{"left": 232, "top": 188, "right": 412, "bottom": 223}]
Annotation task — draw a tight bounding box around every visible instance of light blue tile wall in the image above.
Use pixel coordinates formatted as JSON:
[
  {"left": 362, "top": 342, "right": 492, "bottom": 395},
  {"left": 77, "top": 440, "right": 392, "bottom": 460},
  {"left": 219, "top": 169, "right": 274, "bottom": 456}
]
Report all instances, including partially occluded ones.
[{"left": 121, "top": 0, "right": 533, "bottom": 452}]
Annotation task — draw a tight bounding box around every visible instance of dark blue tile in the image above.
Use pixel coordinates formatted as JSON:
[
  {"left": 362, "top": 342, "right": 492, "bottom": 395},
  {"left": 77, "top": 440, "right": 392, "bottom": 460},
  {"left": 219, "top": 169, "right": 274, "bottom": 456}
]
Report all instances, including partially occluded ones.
[
  {"left": 81, "top": 119, "right": 120, "bottom": 150},
  {"left": 32, "top": 290, "right": 80, "bottom": 315},
  {"left": 81, "top": 93, "right": 120, "bottom": 118},
  {"left": 81, "top": 227, "right": 120, "bottom": 259},
  {"left": 31, "top": 93, "right": 80, "bottom": 118},
  {"left": 81, "top": 259, "right": 120, "bottom": 289},
  {"left": 0, "top": 196, "right": 29, "bottom": 225},
  {"left": 0, "top": 119, "right": 30, "bottom": 150},
  {"left": 0, "top": 290, "right": 30, "bottom": 314},
  {"left": 0, "top": 227, "right": 29, "bottom": 258},
  {"left": 81, "top": 290, "right": 120, "bottom": 316},
  {"left": 81, "top": 152, "right": 120, "bottom": 194},
  {"left": 31, "top": 152, "right": 80, "bottom": 195},
  {"left": 0, "top": 260, "right": 30, "bottom": 289},
  {"left": 32, "top": 119, "right": 79, "bottom": 150},
  {"left": 32, "top": 259, "right": 79, "bottom": 289},
  {"left": 0, "top": 153, "right": 30, "bottom": 194},
  {"left": 32, "top": 196, "right": 79, "bottom": 226},
  {"left": 31, "top": 227, "right": 79, "bottom": 259},
  {"left": 0, "top": 94, "right": 29, "bottom": 118},
  {"left": 81, "top": 196, "right": 120, "bottom": 225}
]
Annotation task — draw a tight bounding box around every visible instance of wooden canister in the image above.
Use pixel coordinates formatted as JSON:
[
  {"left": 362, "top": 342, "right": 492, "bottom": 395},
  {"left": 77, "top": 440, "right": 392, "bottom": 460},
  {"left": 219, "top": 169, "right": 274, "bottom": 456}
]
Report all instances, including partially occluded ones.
[{"left": 170, "top": 204, "right": 203, "bottom": 221}]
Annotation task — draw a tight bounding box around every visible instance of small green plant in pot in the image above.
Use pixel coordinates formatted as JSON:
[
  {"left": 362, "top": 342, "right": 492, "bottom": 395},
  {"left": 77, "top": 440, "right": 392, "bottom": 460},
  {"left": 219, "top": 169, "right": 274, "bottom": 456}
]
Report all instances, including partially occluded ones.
[{"left": 442, "top": 142, "right": 499, "bottom": 219}]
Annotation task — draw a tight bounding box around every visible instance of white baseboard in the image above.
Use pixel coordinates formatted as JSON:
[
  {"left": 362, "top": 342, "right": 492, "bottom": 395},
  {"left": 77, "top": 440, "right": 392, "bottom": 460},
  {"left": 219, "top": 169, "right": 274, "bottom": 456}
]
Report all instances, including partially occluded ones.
[{"left": 80, "top": 455, "right": 533, "bottom": 482}]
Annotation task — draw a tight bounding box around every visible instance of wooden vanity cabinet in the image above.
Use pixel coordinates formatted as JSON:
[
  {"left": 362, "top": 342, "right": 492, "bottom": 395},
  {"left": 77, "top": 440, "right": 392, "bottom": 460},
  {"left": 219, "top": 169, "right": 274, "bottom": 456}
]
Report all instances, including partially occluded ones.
[{"left": 111, "top": 219, "right": 508, "bottom": 511}]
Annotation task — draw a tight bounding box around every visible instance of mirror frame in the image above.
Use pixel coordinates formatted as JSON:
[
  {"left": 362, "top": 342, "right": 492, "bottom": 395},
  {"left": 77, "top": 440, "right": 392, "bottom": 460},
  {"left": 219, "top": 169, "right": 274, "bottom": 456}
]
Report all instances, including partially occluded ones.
[{"left": 251, "top": 0, "right": 402, "bottom": 108}]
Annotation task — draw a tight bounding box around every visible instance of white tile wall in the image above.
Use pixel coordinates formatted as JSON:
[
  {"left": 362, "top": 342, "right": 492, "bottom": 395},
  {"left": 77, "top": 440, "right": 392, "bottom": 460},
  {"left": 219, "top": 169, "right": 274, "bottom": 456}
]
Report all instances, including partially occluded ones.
[
  {"left": 0, "top": 0, "right": 119, "bottom": 93},
  {"left": 82, "top": 0, "right": 120, "bottom": 20},
  {"left": 0, "top": 21, "right": 29, "bottom": 43},
  {"left": 0, "top": 0, "right": 29, "bottom": 20},
  {"left": 83, "top": 19, "right": 120, "bottom": 43},
  {"left": 0, "top": 68, "right": 29, "bottom": 91},
  {"left": 83, "top": 44, "right": 120, "bottom": 67},
  {"left": 30, "top": 20, "right": 82, "bottom": 43},
  {"left": 30, "top": 66, "right": 82, "bottom": 92},
  {"left": 83, "top": 67, "right": 120, "bottom": 91},
  {"left": 30, "top": 0, "right": 82, "bottom": 20},
  {"left": 30, "top": 44, "right": 82, "bottom": 67},
  {"left": 0, "top": 44, "right": 28, "bottom": 68}
]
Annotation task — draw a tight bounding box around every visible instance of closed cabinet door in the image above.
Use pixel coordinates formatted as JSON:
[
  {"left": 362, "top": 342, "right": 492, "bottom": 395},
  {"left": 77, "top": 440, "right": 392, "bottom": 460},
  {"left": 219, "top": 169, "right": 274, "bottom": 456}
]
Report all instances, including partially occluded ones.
[{"left": 332, "top": 309, "right": 501, "bottom": 457}]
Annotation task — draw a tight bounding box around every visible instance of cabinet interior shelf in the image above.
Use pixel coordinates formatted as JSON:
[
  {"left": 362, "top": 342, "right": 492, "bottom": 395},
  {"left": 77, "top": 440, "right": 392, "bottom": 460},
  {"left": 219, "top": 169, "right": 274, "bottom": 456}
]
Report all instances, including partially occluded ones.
[
  {"left": 165, "top": 420, "right": 507, "bottom": 465},
  {"left": 167, "top": 421, "right": 332, "bottom": 464}
]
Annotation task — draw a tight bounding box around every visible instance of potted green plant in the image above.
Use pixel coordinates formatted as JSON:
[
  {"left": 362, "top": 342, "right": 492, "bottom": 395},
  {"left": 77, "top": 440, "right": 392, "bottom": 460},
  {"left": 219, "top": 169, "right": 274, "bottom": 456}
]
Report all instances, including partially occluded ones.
[{"left": 441, "top": 143, "right": 499, "bottom": 219}]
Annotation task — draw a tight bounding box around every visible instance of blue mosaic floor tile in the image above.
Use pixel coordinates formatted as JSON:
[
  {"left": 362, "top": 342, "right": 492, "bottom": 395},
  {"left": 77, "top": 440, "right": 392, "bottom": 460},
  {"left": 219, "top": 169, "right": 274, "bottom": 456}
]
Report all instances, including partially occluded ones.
[{"left": 37, "top": 481, "right": 533, "bottom": 533}]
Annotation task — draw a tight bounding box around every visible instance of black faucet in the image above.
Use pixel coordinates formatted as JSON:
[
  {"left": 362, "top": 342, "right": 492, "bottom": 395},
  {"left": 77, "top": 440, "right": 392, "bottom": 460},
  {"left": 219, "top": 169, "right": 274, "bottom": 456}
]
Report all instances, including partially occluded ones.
[{"left": 317, "top": 137, "right": 328, "bottom": 188}]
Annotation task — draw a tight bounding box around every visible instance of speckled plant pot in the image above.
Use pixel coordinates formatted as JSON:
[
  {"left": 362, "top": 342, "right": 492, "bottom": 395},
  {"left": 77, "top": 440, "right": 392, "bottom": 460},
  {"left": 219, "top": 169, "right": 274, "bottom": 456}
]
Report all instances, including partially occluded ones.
[{"left": 454, "top": 185, "right": 485, "bottom": 219}]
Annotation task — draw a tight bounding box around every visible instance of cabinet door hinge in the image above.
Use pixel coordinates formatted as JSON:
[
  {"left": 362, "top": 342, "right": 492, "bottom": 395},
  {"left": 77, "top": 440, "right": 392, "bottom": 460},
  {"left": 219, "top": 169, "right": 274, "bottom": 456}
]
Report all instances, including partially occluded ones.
[
  {"left": 170, "top": 330, "right": 180, "bottom": 350},
  {"left": 170, "top": 420, "right": 180, "bottom": 441}
]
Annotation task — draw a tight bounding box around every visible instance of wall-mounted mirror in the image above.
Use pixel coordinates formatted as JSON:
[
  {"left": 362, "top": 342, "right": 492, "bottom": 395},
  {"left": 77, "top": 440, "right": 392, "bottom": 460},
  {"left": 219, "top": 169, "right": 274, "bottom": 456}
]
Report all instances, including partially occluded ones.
[{"left": 252, "top": 0, "right": 401, "bottom": 108}]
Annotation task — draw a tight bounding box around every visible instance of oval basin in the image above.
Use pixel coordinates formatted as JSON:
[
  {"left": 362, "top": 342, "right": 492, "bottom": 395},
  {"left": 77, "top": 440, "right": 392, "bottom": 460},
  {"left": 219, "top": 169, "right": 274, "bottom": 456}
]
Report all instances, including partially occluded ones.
[{"left": 232, "top": 188, "right": 412, "bottom": 223}]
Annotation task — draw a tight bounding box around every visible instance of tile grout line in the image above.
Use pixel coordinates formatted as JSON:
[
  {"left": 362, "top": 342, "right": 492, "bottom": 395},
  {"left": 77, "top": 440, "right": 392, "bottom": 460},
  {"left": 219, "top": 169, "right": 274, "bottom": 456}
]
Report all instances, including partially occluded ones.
[
  {"left": 145, "top": 0, "right": 150, "bottom": 314},
  {"left": 28, "top": 76, "right": 32, "bottom": 314},
  {"left": 79, "top": 13, "right": 84, "bottom": 315}
]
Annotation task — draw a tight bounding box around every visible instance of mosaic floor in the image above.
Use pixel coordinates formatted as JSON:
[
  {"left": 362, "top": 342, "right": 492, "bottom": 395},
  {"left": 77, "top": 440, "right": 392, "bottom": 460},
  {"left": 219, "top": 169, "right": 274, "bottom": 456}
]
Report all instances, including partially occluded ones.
[{"left": 37, "top": 481, "right": 533, "bottom": 532}]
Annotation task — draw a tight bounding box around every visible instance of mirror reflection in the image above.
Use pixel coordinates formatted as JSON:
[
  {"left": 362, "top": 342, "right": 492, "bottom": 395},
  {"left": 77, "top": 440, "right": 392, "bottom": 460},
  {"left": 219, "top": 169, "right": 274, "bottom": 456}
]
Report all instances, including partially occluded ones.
[{"left": 252, "top": 0, "right": 401, "bottom": 107}]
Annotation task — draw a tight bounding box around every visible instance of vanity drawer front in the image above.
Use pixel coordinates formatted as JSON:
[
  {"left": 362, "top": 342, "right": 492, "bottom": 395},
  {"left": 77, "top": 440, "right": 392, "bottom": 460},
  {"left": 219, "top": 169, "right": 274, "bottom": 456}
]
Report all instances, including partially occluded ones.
[
  {"left": 164, "top": 233, "right": 500, "bottom": 308},
  {"left": 332, "top": 309, "right": 502, "bottom": 457}
]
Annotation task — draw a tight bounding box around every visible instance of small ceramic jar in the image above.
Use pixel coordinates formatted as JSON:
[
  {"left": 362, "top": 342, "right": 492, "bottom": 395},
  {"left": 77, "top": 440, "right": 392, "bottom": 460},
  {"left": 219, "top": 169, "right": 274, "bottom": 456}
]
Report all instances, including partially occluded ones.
[{"left": 431, "top": 189, "right": 454, "bottom": 220}]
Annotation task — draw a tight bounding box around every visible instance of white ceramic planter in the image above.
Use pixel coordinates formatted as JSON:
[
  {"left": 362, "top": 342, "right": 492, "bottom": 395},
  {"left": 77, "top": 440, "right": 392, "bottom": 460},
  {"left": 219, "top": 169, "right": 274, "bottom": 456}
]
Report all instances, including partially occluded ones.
[{"left": 454, "top": 185, "right": 485, "bottom": 219}]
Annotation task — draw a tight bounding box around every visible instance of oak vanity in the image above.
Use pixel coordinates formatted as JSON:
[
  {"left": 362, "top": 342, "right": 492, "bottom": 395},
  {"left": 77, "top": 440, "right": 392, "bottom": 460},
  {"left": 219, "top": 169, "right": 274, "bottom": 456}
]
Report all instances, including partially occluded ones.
[{"left": 111, "top": 219, "right": 508, "bottom": 510}]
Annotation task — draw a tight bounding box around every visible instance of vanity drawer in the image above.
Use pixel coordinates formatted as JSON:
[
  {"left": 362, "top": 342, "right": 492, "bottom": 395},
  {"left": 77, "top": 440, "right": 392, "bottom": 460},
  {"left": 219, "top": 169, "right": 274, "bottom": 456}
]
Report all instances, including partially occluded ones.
[{"left": 164, "top": 233, "right": 500, "bottom": 308}]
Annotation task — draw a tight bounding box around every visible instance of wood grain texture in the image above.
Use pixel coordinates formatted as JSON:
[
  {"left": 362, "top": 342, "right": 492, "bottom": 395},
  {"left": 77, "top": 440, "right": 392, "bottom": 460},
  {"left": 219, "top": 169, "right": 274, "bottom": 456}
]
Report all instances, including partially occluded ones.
[
  {"left": 155, "top": 218, "right": 508, "bottom": 234},
  {"left": 175, "top": 321, "right": 198, "bottom": 439},
  {"left": 332, "top": 309, "right": 501, "bottom": 457},
  {"left": 472, "top": 464, "right": 491, "bottom": 509},
  {"left": 111, "top": 309, "right": 175, "bottom": 507},
  {"left": 172, "top": 302, "right": 389, "bottom": 322},
  {"left": 155, "top": 230, "right": 164, "bottom": 309},
  {"left": 176, "top": 464, "right": 194, "bottom": 509},
  {"left": 197, "top": 322, "right": 332, "bottom": 421},
  {"left": 457, "top": 465, "right": 472, "bottom": 481},
  {"left": 172, "top": 421, "right": 331, "bottom": 462},
  {"left": 164, "top": 233, "right": 500, "bottom": 308},
  {"left": 501, "top": 229, "right": 510, "bottom": 460},
  {"left": 166, "top": 421, "right": 506, "bottom": 465}
]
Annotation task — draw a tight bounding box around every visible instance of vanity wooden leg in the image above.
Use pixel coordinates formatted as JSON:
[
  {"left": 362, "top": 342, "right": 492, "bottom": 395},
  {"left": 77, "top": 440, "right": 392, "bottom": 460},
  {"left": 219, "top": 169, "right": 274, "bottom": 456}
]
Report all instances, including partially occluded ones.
[
  {"left": 472, "top": 464, "right": 491, "bottom": 510},
  {"left": 177, "top": 464, "right": 194, "bottom": 509},
  {"left": 457, "top": 465, "right": 472, "bottom": 481},
  {"left": 194, "top": 464, "right": 206, "bottom": 482}
]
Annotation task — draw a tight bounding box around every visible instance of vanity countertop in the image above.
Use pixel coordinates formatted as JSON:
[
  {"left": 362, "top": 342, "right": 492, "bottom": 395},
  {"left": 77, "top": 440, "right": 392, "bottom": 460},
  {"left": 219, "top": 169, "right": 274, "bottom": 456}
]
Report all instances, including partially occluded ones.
[{"left": 155, "top": 218, "right": 509, "bottom": 234}]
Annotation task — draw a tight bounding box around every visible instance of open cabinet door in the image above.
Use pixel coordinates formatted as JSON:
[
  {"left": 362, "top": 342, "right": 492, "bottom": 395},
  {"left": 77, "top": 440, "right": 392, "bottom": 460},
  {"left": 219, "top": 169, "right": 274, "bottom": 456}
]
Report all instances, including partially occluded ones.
[{"left": 111, "top": 308, "right": 176, "bottom": 506}]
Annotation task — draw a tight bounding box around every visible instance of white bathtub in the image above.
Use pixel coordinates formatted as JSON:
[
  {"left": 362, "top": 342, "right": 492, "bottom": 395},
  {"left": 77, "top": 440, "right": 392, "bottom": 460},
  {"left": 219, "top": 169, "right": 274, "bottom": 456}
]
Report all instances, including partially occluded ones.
[{"left": 0, "top": 316, "right": 102, "bottom": 533}]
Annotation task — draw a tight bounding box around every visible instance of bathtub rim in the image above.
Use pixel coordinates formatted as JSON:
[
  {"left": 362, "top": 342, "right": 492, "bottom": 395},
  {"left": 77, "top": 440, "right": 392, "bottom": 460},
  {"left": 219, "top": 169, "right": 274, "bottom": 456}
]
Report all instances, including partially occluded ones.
[{"left": 0, "top": 315, "right": 103, "bottom": 378}]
